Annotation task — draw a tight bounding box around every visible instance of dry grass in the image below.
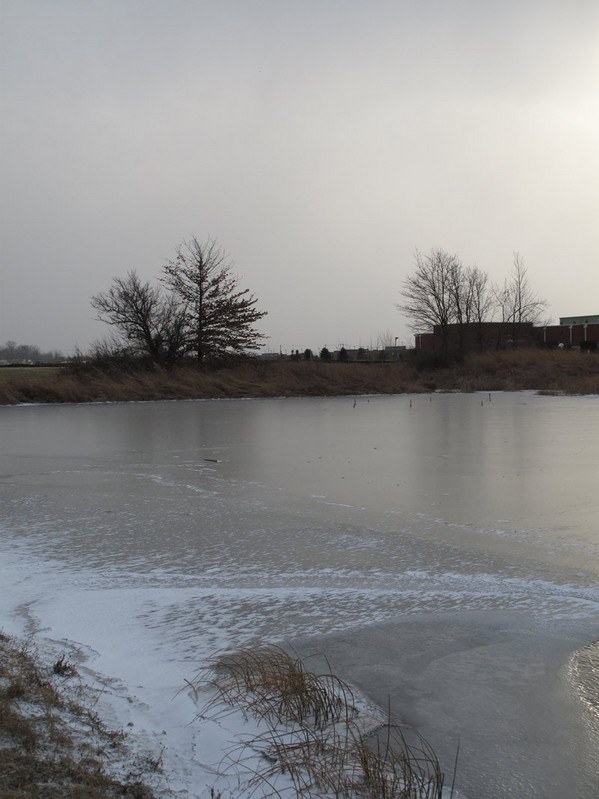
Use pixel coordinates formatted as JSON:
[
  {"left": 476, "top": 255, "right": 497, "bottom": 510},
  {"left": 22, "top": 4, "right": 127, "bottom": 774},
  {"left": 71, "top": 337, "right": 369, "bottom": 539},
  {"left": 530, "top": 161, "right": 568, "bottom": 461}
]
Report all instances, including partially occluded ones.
[
  {"left": 0, "top": 631, "right": 158, "bottom": 798},
  {"left": 1, "top": 349, "right": 597, "bottom": 405},
  {"left": 430, "top": 348, "right": 599, "bottom": 394},
  {"left": 0, "top": 634, "right": 447, "bottom": 798},
  {"left": 0, "top": 360, "right": 425, "bottom": 405},
  {"left": 199, "top": 646, "right": 357, "bottom": 730},
  {"left": 192, "top": 645, "right": 445, "bottom": 799}
]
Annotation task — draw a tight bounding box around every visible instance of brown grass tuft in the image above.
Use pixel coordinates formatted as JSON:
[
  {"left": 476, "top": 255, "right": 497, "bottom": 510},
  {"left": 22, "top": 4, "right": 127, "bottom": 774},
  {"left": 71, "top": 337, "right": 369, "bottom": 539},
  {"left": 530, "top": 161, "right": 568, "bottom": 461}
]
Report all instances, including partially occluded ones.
[
  {"left": 193, "top": 645, "right": 445, "bottom": 798},
  {"left": 199, "top": 646, "right": 357, "bottom": 730}
]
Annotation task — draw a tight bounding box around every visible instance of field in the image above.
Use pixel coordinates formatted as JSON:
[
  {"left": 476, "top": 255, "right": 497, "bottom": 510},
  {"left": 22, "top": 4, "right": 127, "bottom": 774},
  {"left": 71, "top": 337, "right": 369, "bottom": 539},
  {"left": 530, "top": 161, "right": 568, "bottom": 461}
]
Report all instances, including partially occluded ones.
[
  {"left": 1, "top": 349, "right": 598, "bottom": 405},
  {"left": 0, "top": 366, "right": 61, "bottom": 384}
]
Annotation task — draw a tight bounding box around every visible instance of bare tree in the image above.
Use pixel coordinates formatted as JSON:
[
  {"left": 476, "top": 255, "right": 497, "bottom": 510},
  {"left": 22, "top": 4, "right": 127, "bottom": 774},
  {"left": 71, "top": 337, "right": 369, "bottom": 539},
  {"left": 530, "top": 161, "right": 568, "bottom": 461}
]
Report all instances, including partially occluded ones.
[
  {"left": 375, "top": 330, "right": 397, "bottom": 350},
  {"left": 0, "top": 341, "right": 64, "bottom": 363},
  {"left": 494, "top": 253, "right": 549, "bottom": 346},
  {"left": 91, "top": 271, "right": 186, "bottom": 365},
  {"left": 464, "top": 265, "right": 494, "bottom": 349},
  {"left": 398, "top": 248, "right": 469, "bottom": 355},
  {"left": 398, "top": 249, "right": 496, "bottom": 355},
  {"left": 466, "top": 266, "right": 493, "bottom": 325},
  {"left": 399, "top": 248, "right": 547, "bottom": 352},
  {"left": 399, "top": 249, "right": 458, "bottom": 328},
  {"left": 161, "top": 237, "right": 267, "bottom": 362}
]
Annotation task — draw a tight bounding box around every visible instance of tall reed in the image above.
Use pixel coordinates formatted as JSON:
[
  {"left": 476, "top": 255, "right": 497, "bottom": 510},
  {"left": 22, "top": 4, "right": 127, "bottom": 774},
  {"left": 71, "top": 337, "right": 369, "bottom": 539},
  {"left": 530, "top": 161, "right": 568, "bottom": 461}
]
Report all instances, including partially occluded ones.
[
  {"left": 2, "top": 349, "right": 597, "bottom": 405},
  {"left": 193, "top": 645, "right": 445, "bottom": 799}
]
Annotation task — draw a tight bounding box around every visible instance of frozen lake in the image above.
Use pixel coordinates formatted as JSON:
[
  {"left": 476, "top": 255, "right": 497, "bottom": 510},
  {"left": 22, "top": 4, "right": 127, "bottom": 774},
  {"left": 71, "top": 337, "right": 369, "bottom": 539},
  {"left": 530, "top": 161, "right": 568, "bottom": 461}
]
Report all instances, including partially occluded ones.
[{"left": 1, "top": 392, "right": 598, "bottom": 797}]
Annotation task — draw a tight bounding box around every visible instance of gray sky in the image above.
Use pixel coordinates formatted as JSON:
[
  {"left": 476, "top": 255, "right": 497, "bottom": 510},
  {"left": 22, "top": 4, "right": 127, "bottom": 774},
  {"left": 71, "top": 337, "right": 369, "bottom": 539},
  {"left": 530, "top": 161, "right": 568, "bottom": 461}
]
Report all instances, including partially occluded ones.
[{"left": 1, "top": 0, "right": 598, "bottom": 355}]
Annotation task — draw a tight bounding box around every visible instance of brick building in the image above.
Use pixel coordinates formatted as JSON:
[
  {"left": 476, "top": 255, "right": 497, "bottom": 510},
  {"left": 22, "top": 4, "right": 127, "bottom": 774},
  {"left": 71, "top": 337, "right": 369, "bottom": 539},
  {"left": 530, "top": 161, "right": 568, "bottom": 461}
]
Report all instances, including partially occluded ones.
[{"left": 414, "top": 316, "right": 599, "bottom": 352}]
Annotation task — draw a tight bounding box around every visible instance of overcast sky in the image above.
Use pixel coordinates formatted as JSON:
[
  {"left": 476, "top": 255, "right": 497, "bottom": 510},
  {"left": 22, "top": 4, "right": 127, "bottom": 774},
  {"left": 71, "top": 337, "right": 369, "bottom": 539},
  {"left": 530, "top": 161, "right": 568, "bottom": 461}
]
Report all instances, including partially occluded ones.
[{"left": 1, "top": 0, "right": 598, "bottom": 355}]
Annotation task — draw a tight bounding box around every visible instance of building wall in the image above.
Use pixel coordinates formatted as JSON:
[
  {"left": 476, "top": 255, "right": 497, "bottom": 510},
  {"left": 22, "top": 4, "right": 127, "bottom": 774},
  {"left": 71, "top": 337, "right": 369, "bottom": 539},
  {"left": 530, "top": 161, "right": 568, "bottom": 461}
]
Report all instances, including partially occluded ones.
[
  {"left": 542, "top": 323, "right": 599, "bottom": 346},
  {"left": 415, "top": 322, "right": 536, "bottom": 352},
  {"left": 414, "top": 322, "right": 599, "bottom": 352},
  {"left": 559, "top": 315, "right": 599, "bottom": 326}
]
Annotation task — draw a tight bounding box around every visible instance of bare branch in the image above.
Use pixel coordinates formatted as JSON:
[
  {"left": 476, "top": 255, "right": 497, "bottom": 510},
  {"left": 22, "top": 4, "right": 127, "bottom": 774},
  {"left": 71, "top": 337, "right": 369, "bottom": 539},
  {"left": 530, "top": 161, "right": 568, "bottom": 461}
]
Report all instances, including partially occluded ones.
[
  {"left": 91, "top": 270, "right": 186, "bottom": 365},
  {"left": 492, "top": 253, "right": 549, "bottom": 346},
  {"left": 161, "top": 237, "right": 267, "bottom": 362}
]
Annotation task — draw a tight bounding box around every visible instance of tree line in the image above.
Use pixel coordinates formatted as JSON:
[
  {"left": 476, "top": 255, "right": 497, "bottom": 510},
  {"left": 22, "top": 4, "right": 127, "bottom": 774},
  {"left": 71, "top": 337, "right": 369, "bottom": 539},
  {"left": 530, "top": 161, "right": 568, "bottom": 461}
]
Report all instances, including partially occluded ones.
[
  {"left": 91, "top": 237, "right": 267, "bottom": 367},
  {"left": 397, "top": 248, "right": 548, "bottom": 354},
  {"left": 89, "top": 238, "right": 548, "bottom": 367},
  {"left": 0, "top": 341, "right": 64, "bottom": 364}
]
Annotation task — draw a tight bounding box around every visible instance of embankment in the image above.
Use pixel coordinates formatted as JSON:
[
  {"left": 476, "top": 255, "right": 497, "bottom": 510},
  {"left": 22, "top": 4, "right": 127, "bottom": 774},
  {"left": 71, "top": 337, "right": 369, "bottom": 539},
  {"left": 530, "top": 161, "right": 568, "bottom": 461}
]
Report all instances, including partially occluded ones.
[{"left": 1, "top": 349, "right": 598, "bottom": 405}]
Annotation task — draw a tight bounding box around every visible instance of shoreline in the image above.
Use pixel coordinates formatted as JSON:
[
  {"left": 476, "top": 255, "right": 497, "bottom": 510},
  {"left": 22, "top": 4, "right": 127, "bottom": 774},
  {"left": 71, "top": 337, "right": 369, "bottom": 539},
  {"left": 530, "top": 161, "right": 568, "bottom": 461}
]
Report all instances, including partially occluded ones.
[
  {"left": 3, "top": 608, "right": 598, "bottom": 798},
  {"left": 1, "top": 349, "right": 599, "bottom": 404}
]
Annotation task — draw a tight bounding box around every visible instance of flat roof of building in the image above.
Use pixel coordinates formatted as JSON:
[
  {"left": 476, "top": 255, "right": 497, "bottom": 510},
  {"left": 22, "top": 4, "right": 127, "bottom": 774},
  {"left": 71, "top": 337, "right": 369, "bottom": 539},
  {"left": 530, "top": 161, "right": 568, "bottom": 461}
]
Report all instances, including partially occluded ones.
[{"left": 559, "top": 314, "right": 599, "bottom": 325}]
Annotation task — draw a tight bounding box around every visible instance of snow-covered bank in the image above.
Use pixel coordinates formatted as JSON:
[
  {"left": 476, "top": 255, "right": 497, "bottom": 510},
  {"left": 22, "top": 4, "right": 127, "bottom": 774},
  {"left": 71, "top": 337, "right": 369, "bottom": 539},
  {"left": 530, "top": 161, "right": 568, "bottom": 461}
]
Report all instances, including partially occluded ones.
[
  {"left": 2, "top": 540, "right": 598, "bottom": 798},
  {"left": 0, "top": 545, "right": 454, "bottom": 798}
]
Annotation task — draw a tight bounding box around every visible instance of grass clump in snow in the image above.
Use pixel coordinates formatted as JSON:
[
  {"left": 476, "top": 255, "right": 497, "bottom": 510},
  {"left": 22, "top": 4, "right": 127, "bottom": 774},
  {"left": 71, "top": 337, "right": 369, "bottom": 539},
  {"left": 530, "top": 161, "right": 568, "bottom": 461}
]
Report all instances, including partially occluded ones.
[
  {"left": 200, "top": 645, "right": 356, "bottom": 729},
  {"left": 0, "top": 631, "right": 157, "bottom": 798},
  {"left": 193, "top": 644, "right": 445, "bottom": 798}
]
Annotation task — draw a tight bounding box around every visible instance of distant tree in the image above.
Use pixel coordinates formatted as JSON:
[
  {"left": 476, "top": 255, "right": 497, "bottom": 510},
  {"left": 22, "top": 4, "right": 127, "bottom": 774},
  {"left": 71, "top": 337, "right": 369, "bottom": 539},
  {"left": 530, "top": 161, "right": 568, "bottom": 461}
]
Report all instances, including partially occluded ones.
[
  {"left": 162, "top": 237, "right": 267, "bottom": 362},
  {"left": 0, "top": 340, "right": 64, "bottom": 364},
  {"left": 375, "top": 330, "right": 396, "bottom": 350},
  {"left": 0, "top": 341, "right": 40, "bottom": 363},
  {"left": 91, "top": 271, "right": 186, "bottom": 366},
  {"left": 319, "top": 347, "right": 332, "bottom": 362},
  {"left": 398, "top": 249, "right": 494, "bottom": 355},
  {"left": 464, "top": 265, "right": 494, "bottom": 349},
  {"left": 451, "top": 264, "right": 494, "bottom": 351},
  {"left": 303, "top": 348, "right": 313, "bottom": 360},
  {"left": 494, "top": 253, "right": 549, "bottom": 347},
  {"left": 398, "top": 249, "right": 464, "bottom": 355},
  {"left": 466, "top": 266, "right": 493, "bottom": 324},
  {"left": 337, "top": 346, "right": 349, "bottom": 362}
]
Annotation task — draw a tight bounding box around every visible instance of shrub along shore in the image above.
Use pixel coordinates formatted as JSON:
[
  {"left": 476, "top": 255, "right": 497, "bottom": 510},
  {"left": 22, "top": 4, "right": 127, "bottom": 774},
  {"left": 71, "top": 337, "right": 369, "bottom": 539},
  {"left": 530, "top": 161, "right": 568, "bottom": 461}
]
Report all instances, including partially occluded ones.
[{"left": 1, "top": 349, "right": 598, "bottom": 405}]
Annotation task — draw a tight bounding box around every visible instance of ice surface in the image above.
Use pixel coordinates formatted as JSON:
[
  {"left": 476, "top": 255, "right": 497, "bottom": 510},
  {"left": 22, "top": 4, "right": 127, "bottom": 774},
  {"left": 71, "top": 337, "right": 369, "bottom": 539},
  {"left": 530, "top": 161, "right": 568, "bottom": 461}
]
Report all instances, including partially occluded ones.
[{"left": 1, "top": 393, "right": 598, "bottom": 797}]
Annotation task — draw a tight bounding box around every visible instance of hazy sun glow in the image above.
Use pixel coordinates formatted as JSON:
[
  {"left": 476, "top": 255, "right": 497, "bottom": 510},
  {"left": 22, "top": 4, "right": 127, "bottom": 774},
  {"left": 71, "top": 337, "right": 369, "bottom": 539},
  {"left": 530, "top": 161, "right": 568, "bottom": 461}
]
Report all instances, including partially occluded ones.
[{"left": 1, "top": 0, "right": 598, "bottom": 354}]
